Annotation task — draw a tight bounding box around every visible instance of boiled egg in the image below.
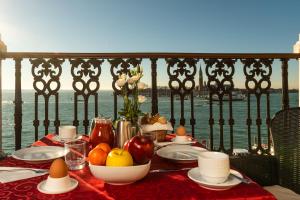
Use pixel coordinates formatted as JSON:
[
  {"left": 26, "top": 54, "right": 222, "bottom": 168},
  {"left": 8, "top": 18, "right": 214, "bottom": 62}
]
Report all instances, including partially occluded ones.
[
  {"left": 49, "top": 158, "right": 68, "bottom": 178},
  {"left": 176, "top": 125, "right": 186, "bottom": 136}
]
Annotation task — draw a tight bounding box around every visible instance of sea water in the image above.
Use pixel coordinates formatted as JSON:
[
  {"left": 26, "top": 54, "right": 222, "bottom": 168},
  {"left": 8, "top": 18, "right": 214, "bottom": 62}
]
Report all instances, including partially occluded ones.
[{"left": 1, "top": 90, "right": 298, "bottom": 153}]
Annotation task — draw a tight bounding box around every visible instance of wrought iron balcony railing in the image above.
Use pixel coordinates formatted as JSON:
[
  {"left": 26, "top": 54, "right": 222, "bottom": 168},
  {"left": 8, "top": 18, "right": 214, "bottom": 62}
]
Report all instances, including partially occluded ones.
[{"left": 0, "top": 52, "right": 299, "bottom": 155}]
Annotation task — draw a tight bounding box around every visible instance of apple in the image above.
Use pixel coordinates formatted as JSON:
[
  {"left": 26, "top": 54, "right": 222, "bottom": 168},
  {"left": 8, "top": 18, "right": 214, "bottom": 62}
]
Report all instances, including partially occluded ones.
[
  {"left": 106, "top": 148, "right": 133, "bottom": 167},
  {"left": 125, "top": 135, "right": 154, "bottom": 165}
]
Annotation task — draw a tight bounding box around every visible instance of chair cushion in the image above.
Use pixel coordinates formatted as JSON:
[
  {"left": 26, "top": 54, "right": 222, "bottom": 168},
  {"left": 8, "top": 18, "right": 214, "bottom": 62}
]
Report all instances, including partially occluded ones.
[{"left": 264, "top": 185, "right": 300, "bottom": 200}]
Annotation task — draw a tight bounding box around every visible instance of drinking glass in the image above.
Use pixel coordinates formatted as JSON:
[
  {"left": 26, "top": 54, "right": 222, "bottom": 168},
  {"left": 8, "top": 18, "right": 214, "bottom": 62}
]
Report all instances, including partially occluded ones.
[{"left": 64, "top": 140, "right": 86, "bottom": 170}]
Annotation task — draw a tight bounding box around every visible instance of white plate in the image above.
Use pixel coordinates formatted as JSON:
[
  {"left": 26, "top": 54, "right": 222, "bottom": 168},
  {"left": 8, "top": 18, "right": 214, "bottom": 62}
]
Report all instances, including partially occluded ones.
[
  {"left": 12, "top": 146, "right": 66, "bottom": 163},
  {"left": 188, "top": 168, "right": 242, "bottom": 191},
  {"left": 156, "top": 145, "right": 207, "bottom": 163},
  {"left": 37, "top": 178, "right": 78, "bottom": 194},
  {"left": 52, "top": 135, "right": 83, "bottom": 143}
]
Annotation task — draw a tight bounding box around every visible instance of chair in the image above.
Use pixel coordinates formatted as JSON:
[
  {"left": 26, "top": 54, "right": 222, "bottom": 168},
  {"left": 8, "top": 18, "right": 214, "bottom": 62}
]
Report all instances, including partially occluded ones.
[{"left": 264, "top": 107, "right": 300, "bottom": 199}]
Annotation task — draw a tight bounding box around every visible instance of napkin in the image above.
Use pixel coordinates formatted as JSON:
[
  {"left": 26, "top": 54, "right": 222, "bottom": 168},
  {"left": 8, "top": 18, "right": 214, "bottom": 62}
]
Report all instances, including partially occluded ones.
[{"left": 0, "top": 167, "right": 48, "bottom": 183}]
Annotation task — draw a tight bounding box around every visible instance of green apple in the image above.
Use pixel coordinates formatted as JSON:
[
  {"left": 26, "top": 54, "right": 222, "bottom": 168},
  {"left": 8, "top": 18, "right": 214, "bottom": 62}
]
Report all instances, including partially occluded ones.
[{"left": 106, "top": 148, "right": 133, "bottom": 167}]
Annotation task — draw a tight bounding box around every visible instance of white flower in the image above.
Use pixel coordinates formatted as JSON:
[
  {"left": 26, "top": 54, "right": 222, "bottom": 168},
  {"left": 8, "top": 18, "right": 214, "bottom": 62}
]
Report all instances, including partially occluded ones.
[
  {"left": 138, "top": 82, "right": 147, "bottom": 90},
  {"left": 116, "top": 78, "right": 126, "bottom": 87},
  {"left": 127, "top": 74, "right": 141, "bottom": 84},
  {"left": 120, "top": 73, "right": 127, "bottom": 80},
  {"left": 138, "top": 95, "right": 146, "bottom": 103}
]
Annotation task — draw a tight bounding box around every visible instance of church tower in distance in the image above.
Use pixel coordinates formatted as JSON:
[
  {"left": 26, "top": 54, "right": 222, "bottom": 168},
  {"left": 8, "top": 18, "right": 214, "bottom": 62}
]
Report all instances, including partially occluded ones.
[{"left": 199, "top": 66, "right": 204, "bottom": 95}]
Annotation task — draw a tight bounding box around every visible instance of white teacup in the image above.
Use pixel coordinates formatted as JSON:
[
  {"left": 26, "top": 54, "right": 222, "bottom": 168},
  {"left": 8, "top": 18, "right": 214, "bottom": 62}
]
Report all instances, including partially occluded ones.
[
  {"left": 59, "top": 126, "right": 76, "bottom": 141},
  {"left": 44, "top": 175, "right": 72, "bottom": 192},
  {"left": 174, "top": 135, "right": 188, "bottom": 143},
  {"left": 198, "top": 152, "right": 230, "bottom": 184}
]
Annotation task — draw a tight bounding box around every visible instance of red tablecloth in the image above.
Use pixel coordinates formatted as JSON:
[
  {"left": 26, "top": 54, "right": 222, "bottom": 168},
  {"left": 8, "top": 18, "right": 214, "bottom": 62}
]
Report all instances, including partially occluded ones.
[{"left": 0, "top": 134, "right": 276, "bottom": 200}]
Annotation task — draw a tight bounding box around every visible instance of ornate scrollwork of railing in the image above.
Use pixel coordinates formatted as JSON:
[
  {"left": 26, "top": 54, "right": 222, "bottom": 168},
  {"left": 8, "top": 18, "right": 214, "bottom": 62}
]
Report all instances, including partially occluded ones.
[
  {"left": 70, "top": 58, "right": 103, "bottom": 97},
  {"left": 166, "top": 58, "right": 198, "bottom": 95},
  {"left": 204, "top": 58, "right": 236, "bottom": 153},
  {"left": 205, "top": 58, "right": 236, "bottom": 97},
  {"left": 242, "top": 59, "right": 273, "bottom": 94},
  {"left": 70, "top": 58, "right": 103, "bottom": 133},
  {"left": 166, "top": 58, "right": 198, "bottom": 135},
  {"left": 31, "top": 58, "right": 63, "bottom": 97},
  {"left": 109, "top": 58, "right": 142, "bottom": 119},
  {"left": 109, "top": 58, "right": 142, "bottom": 94},
  {"left": 241, "top": 58, "right": 273, "bottom": 154},
  {"left": 30, "top": 58, "right": 64, "bottom": 138}
]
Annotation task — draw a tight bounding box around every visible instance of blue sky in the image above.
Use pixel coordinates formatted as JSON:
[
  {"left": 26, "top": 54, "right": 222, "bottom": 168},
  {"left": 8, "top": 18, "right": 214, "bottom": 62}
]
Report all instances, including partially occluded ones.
[{"left": 0, "top": 0, "right": 299, "bottom": 89}]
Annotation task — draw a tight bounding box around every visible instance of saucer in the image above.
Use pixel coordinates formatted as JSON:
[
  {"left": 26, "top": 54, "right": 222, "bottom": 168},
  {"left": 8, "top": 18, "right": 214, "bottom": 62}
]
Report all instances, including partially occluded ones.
[
  {"left": 187, "top": 168, "right": 242, "bottom": 191},
  {"left": 52, "top": 135, "right": 82, "bottom": 143},
  {"left": 37, "top": 178, "right": 78, "bottom": 194}
]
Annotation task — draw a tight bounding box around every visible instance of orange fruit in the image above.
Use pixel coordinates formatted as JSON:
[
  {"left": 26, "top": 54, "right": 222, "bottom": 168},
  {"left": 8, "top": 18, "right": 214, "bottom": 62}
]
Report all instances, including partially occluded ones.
[
  {"left": 95, "top": 143, "right": 111, "bottom": 154},
  {"left": 88, "top": 148, "right": 108, "bottom": 165}
]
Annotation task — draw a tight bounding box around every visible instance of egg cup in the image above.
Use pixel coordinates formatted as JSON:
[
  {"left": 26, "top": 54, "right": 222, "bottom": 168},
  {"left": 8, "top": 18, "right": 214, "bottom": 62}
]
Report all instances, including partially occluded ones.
[
  {"left": 174, "top": 135, "right": 189, "bottom": 143},
  {"left": 37, "top": 175, "right": 78, "bottom": 194}
]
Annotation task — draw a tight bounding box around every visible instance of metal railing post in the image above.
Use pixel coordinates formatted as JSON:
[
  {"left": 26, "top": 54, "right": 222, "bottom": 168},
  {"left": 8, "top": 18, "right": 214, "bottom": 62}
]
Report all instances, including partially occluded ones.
[
  {"left": 150, "top": 58, "right": 158, "bottom": 115},
  {"left": 281, "top": 58, "right": 289, "bottom": 110},
  {"left": 0, "top": 35, "right": 7, "bottom": 150},
  {"left": 14, "top": 58, "right": 22, "bottom": 150}
]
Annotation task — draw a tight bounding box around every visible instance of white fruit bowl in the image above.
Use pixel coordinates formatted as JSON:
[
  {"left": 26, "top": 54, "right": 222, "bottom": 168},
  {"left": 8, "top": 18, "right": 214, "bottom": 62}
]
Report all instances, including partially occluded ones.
[{"left": 89, "top": 161, "right": 151, "bottom": 185}]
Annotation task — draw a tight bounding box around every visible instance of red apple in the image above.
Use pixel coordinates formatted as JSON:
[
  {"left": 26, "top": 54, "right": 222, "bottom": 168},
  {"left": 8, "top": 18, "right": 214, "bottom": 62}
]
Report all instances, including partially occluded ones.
[{"left": 125, "top": 135, "right": 154, "bottom": 164}]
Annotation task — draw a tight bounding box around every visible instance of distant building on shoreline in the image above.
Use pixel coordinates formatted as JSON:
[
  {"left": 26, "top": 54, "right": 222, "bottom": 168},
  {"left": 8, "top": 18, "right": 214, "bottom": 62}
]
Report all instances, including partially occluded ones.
[{"left": 139, "top": 66, "right": 298, "bottom": 97}]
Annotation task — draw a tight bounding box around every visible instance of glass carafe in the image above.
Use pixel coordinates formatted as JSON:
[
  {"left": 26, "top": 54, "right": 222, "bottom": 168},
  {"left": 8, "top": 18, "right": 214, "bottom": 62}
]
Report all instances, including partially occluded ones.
[{"left": 89, "top": 117, "right": 114, "bottom": 148}]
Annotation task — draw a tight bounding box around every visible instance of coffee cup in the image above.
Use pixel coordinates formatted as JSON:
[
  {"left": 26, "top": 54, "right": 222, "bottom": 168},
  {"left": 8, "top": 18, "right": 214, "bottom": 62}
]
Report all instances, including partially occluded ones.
[
  {"left": 59, "top": 126, "right": 76, "bottom": 141},
  {"left": 198, "top": 152, "right": 230, "bottom": 184}
]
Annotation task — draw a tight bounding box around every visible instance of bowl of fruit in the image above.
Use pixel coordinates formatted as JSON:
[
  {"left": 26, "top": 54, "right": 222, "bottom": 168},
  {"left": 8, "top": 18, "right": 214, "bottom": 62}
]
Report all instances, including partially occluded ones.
[{"left": 88, "top": 135, "right": 154, "bottom": 185}]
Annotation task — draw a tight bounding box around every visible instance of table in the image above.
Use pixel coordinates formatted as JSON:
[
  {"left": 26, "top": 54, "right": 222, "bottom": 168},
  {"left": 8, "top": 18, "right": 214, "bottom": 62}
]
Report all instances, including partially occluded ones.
[{"left": 0, "top": 134, "right": 276, "bottom": 200}]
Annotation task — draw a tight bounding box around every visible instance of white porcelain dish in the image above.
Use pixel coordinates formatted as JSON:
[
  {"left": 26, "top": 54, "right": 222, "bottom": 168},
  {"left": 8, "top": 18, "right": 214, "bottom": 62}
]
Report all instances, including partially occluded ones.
[
  {"left": 188, "top": 168, "right": 242, "bottom": 191},
  {"left": 172, "top": 136, "right": 189, "bottom": 143},
  {"left": 170, "top": 137, "right": 196, "bottom": 145},
  {"left": 156, "top": 145, "right": 207, "bottom": 163},
  {"left": 89, "top": 161, "right": 151, "bottom": 185},
  {"left": 12, "top": 146, "right": 66, "bottom": 163},
  {"left": 52, "top": 135, "right": 83, "bottom": 143},
  {"left": 37, "top": 175, "right": 78, "bottom": 194}
]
